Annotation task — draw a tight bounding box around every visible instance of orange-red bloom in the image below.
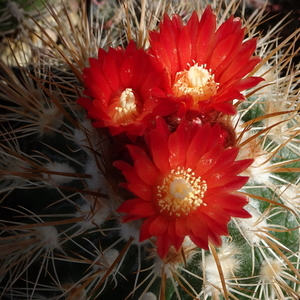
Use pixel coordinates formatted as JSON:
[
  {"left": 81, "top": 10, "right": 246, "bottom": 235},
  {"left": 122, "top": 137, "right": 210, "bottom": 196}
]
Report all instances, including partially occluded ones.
[
  {"left": 114, "top": 118, "right": 253, "bottom": 258},
  {"left": 148, "top": 6, "right": 264, "bottom": 115},
  {"left": 77, "top": 41, "right": 173, "bottom": 137}
]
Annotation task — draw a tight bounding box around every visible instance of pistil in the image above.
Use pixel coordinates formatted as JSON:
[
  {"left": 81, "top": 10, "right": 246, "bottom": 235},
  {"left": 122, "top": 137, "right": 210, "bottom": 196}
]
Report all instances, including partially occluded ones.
[
  {"left": 173, "top": 63, "right": 219, "bottom": 102},
  {"left": 110, "top": 88, "right": 140, "bottom": 124}
]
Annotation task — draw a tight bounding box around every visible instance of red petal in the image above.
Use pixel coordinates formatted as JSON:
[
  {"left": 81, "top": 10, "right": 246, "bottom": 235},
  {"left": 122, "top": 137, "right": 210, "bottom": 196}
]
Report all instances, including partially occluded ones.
[
  {"left": 178, "top": 25, "right": 192, "bottom": 69},
  {"left": 214, "top": 89, "right": 244, "bottom": 103},
  {"left": 108, "top": 125, "right": 126, "bottom": 135},
  {"left": 161, "top": 14, "right": 182, "bottom": 77},
  {"left": 77, "top": 97, "right": 93, "bottom": 110},
  {"left": 140, "top": 215, "right": 156, "bottom": 241},
  {"left": 186, "top": 11, "right": 200, "bottom": 59},
  {"left": 218, "top": 40, "right": 259, "bottom": 83},
  {"left": 124, "top": 39, "right": 138, "bottom": 55},
  {"left": 85, "top": 65, "right": 112, "bottom": 101},
  {"left": 205, "top": 159, "right": 253, "bottom": 187},
  {"left": 203, "top": 217, "right": 228, "bottom": 245},
  {"left": 212, "top": 32, "right": 245, "bottom": 75},
  {"left": 208, "top": 230, "right": 224, "bottom": 247},
  {"left": 205, "top": 193, "right": 251, "bottom": 218},
  {"left": 127, "top": 145, "right": 159, "bottom": 186},
  {"left": 113, "top": 160, "right": 153, "bottom": 201},
  {"left": 148, "top": 215, "right": 169, "bottom": 236},
  {"left": 195, "top": 6, "right": 216, "bottom": 64},
  {"left": 175, "top": 217, "right": 189, "bottom": 237},
  {"left": 131, "top": 50, "right": 149, "bottom": 88},
  {"left": 201, "top": 206, "right": 231, "bottom": 229},
  {"left": 168, "top": 118, "right": 191, "bottom": 168},
  {"left": 92, "top": 120, "right": 105, "bottom": 128},
  {"left": 118, "top": 198, "right": 155, "bottom": 223},
  {"left": 206, "top": 123, "right": 222, "bottom": 149},
  {"left": 235, "top": 76, "right": 265, "bottom": 91},
  {"left": 156, "top": 231, "right": 172, "bottom": 259},
  {"left": 148, "top": 118, "right": 170, "bottom": 173},
  {"left": 120, "top": 56, "right": 134, "bottom": 86},
  {"left": 149, "top": 13, "right": 181, "bottom": 78},
  {"left": 204, "top": 147, "right": 239, "bottom": 174},
  {"left": 130, "top": 201, "right": 156, "bottom": 218},
  {"left": 113, "top": 159, "right": 132, "bottom": 172},
  {"left": 189, "top": 233, "right": 209, "bottom": 250},
  {"left": 209, "top": 33, "right": 242, "bottom": 72},
  {"left": 186, "top": 123, "right": 211, "bottom": 168},
  {"left": 209, "top": 101, "right": 238, "bottom": 115},
  {"left": 127, "top": 182, "right": 152, "bottom": 202},
  {"left": 125, "top": 120, "right": 149, "bottom": 138},
  {"left": 194, "top": 144, "right": 224, "bottom": 176},
  {"left": 122, "top": 214, "right": 144, "bottom": 223},
  {"left": 168, "top": 219, "right": 185, "bottom": 251},
  {"left": 117, "top": 198, "right": 143, "bottom": 214},
  {"left": 148, "top": 39, "right": 172, "bottom": 75},
  {"left": 102, "top": 51, "right": 121, "bottom": 92},
  {"left": 220, "top": 158, "right": 254, "bottom": 176},
  {"left": 226, "top": 206, "right": 251, "bottom": 218},
  {"left": 206, "top": 176, "right": 249, "bottom": 195},
  {"left": 187, "top": 213, "right": 208, "bottom": 242}
]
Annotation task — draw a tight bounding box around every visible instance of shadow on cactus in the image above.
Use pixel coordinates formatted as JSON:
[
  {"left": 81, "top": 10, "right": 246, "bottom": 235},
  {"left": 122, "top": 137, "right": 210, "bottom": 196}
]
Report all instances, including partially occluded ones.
[{"left": 0, "top": 0, "right": 300, "bottom": 299}]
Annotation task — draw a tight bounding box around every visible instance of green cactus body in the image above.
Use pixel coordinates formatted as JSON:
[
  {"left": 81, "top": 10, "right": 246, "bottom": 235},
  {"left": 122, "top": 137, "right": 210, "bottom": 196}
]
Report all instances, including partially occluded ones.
[{"left": 0, "top": 1, "right": 300, "bottom": 300}]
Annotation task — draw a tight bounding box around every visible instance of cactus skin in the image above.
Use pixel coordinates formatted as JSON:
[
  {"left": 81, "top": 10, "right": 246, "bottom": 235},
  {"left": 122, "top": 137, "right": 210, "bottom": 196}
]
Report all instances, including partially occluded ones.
[
  {"left": 0, "top": 1, "right": 300, "bottom": 300},
  {"left": 0, "top": 0, "right": 55, "bottom": 35}
]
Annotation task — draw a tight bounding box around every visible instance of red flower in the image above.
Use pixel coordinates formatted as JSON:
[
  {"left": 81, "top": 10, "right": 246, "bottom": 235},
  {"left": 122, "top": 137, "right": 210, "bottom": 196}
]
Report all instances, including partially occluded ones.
[
  {"left": 77, "top": 41, "right": 173, "bottom": 137},
  {"left": 114, "top": 118, "right": 253, "bottom": 259},
  {"left": 148, "top": 6, "right": 264, "bottom": 115}
]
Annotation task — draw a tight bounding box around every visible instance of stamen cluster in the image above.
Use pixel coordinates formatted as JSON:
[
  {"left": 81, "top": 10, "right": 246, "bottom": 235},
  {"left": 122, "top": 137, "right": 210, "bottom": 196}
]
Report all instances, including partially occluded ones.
[
  {"left": 173, "top": 64, "right": 219, "bottom": 103},
  {"left": 112, "top": 88, "right": 139, "bottom": 124},
  {"left": 156, "top": 167, "right": 207, "bottom": 217},
  {"left": 78, "top": 5, "right": 262, "bottom": 259}
]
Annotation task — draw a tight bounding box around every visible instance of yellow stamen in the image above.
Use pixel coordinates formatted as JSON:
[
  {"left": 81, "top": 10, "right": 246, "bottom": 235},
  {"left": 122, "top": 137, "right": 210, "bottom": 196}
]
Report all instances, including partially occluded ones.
[
  {"left": 116, "top": 88, "right": 136, "bottom": 112},
  {"left": 156, "top": 167, "right": 207, "bottom": 217},
  {"left": 110, "top": 88, "right": 140, "bottom": 124},
  {"left": 173, "top": 63, "right": 219, "bottom": 102}
]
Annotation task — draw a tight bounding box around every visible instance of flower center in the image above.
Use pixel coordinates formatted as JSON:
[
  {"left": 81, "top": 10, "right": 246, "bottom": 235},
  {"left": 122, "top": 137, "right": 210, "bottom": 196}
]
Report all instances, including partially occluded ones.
[
  {"left": 110, "top": 88, "right": 140, "bottom": 124},
  {"left": 173, "top": 63, "right": 219, "bottom": 102},
  {"left": 156, "top": 167, "right": 207, "bottom": 217}
]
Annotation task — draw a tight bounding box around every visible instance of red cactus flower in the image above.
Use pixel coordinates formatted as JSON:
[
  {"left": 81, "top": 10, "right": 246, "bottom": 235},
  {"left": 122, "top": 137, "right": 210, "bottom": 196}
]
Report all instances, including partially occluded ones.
[
  {"left": 114, "top": 117, "right": 253, "bottom": 259},
  {"left": 148, "top": 6, "right": 264, "bottom": 115},
  {"left": 77, "top": 40, "right": 174, "bottom": 137}
]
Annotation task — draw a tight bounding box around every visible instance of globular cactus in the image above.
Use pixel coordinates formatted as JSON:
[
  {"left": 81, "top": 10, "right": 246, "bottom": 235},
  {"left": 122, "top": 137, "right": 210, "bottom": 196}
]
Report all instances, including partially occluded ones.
[
  {"left": 0, "top": 0, "right": 49, "bottom": 35},
  {"left": 0, "top": 1, "right": 300, "bottom": 300}
]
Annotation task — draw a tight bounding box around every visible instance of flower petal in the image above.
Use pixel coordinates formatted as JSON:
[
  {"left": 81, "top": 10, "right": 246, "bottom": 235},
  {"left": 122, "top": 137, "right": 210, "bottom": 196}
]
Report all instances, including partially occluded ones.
[
  {"left": 140, "top": 215, "right": 157, "bottom": 241},
  {"left": 127, "top": 145, "right": 159, "bottom": 185},
  {"left": 147, "top": 215, "right": 168, "bottom": 237},
  {"left": 168, "top": 118, "right": 192, "bottom": 168},
  {"left": 113, "top": 160, "right": 153, "bottom": 201},
  {"left": 206, "top": 176, "right": 249, "bottom": 195},
  {"left": 205, "top": 159, "right": 253, "bottom": 187},
  {"left": 195, "top": 6, "right": 216, "bottom": 64},
  {"left": 148, "top": 117, "right": 170, "bottom": 173},
  {"left": 194, "top": 144, "right": 224, "bottom": 176},
  {"left": 175, "top": 217, "right": 189, "bottom": 237},
  {"left": 147, "top": 7, "right": 262, "bottom": 114},
  {"left": 186, "top": 123, "right": 211, "bottom": 168},
  {"left": 205, "top": 193, "right": 251, "bottom": 218},
  {"left": 117, "top": 198, "right": 143, "bottom": 214},
  {"left": 168, "top": 219, "right": 185, "bottom": 251},
  {"left": 156, "top": 231, "right": 172, "bottom": 259}
]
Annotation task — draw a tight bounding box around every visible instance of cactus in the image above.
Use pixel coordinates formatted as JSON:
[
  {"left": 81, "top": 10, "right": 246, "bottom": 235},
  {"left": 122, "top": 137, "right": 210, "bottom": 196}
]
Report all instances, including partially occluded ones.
[
  {"left": 0, "top": 1, "right": 300, "bottom": 300},
  {"left": 0, "top": 0, "right": 56, "bottom": 35}
]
